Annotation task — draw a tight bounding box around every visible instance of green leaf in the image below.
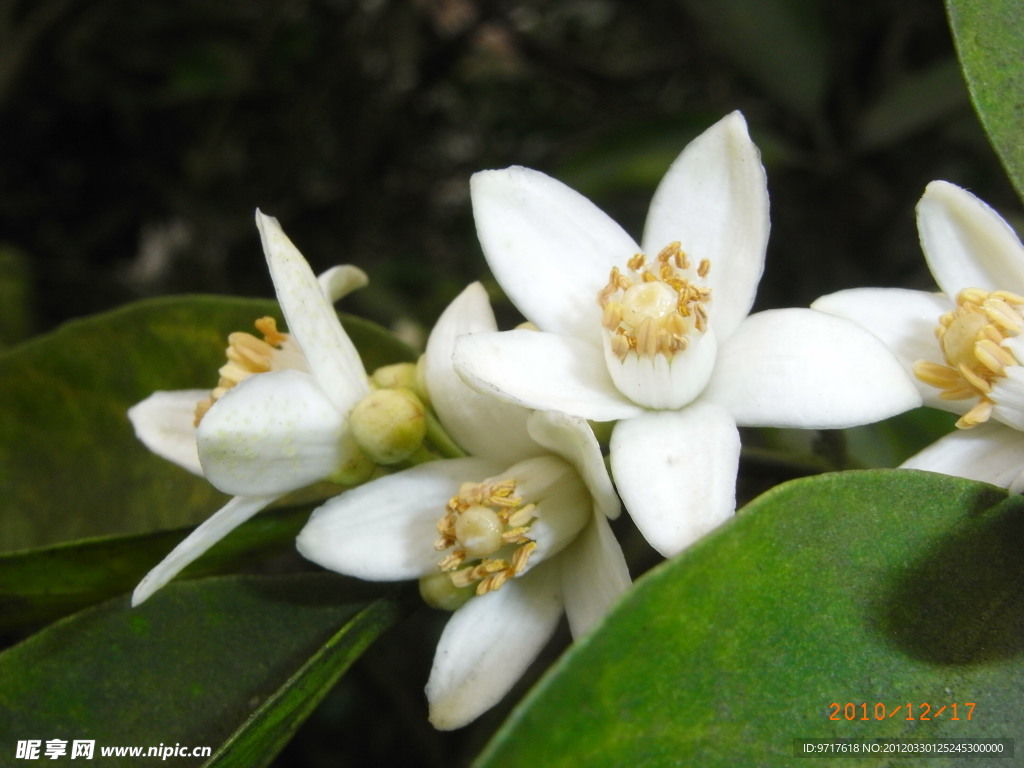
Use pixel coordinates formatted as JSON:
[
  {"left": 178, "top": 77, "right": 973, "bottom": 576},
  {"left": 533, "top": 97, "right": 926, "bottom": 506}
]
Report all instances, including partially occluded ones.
[
  {"left": 0, "top": 572, "right": 404, "bottom": 767},
  {"left": 947, "top": 0, "right": 1024, "bottom": 200},
  {"left": 476, "top": 470, "right": 1024, "bottom": 766},
  {"left": 0, "top": 296, "right": 414, "bottom": 553},
  {"left": 0, "top": 503, "right": 314, "bottom": 632}
]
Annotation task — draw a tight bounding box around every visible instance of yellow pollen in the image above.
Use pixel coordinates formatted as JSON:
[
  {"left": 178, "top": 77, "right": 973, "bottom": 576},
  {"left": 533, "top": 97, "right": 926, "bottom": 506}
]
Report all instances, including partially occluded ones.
[
  {"left": 914, "top": 288, "right": 1024, "bottom": 428},
  {"left": 194, "top": 316, "right": 290, "bottom": 426},
  {"left": 597, "top": 241, "right": 711, "bottom": 361},
  {"left": 434, "top": 477, "right": 538, "bottom": 596}
]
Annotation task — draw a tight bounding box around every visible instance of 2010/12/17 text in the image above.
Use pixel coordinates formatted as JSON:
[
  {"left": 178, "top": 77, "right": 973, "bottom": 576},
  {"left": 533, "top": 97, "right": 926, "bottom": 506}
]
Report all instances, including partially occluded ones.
[{"left": 828, "top": 702, "right": 975, "bottom": 721}]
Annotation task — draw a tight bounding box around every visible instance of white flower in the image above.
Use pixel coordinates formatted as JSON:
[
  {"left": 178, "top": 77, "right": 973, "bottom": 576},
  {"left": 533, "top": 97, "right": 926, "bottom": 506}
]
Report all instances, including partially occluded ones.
[
  {"left": 129, "top": 211, "right": 372, "bottom": 605},
  {"left": 454, "top": 111, "right": 920, "bottom": 557},
  {"left": 296, "top": 283, "right": 631, "bottom": 729},
  {"left": 814, "top": 180, "right": 1024, "bottom": 491}
]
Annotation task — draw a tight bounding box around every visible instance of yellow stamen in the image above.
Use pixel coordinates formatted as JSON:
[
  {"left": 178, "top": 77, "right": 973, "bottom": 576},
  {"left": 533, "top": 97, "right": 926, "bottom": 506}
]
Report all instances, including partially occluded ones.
[
  {"left": 597, "top": 241, "right": 712, "bottom": 361},
  {"left": 914, "top": 288, "right": 1024, "bottom": 428},
  {"left": 433, "top": 476, "right": 538, "bottom": 596},
  {"left": 194, "top": 316, "right": 290, "bottom": 426}
]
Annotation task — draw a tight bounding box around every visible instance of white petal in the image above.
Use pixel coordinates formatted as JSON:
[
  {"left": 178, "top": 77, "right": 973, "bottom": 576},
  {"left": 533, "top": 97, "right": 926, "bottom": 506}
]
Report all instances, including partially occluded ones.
[
  {"left": 454, "top": 329, "right": 643, "bottom": 421},
  {"left": 917, "top": 180, "right": 1024, "bottom": 297},
  {"left": 131, "top": 493, "right": 278, "bottom": 606},
  {"left": 255, "top": 211, "right": 370, "bottom": 410},
  {"left": 989, "top": 364, "right": 1024, "bottom": 431},
  {"left": 559, "top": 514, "right": 631, "bottom": 639},
  {"left": 641, "top": 112, "right": 769, "bottom": 341},
  {"left": 424, "top": 283, "right": 538, "bottom": 463},
  {"left": 514, "top": 457, "right": 592, "bottom": 566},
  {"left": 127, "top": 390, "right": 207, "bottom": 475},
  {"left": 603, "top": 325, "right": 717, "bottom": 409},
  {"left": 197, "top": 369, "right": 352, "bottom": 496},
  {"left": 296, "top": 458, "right": 502, "bottom": 580},
  {"left": 526, "top": 410, "right": 621, "bottom": 519},
  {"left": 317, "top": 264, "right": 369, "bottom": 303},
  {"left": 811, "top": 287, "right": 955, "bottom": 409},
  {"left": 610, "top": 405, "right": 740, "bottom": 557},
  {"left": 902, "top": 422, "right": 1024, "bottom": 489},
  {"left": 470, "top": 166, "right": 640, "bottom": 344},
  {"left": 704, "top": 308, "right": 921, "bottom": 428},
  {"left": 426, "top": 565, "right": 563, "bottom": 730}
]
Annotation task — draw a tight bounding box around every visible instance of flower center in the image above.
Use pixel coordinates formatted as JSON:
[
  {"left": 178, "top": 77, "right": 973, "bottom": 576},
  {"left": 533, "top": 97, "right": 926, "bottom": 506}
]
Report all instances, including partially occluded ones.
[
  {"left": 434, "top": 477, "right": 537, "bottom": 596},
  {"left": 914, "top": 288, "right": 1024, "bottom": 428},
  {"left": 194, "top": 316, "right": 305, "bottom": 425},
  {"left": 598, "top": 242, "right": 711, "bottom": 361}
]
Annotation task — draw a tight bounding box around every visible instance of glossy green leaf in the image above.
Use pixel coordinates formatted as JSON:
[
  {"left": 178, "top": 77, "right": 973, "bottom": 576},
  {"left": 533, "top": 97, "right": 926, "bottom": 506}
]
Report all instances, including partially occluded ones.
[
  {"left": 947, "top": 0, "right": 1024, "bottom": 200},
  {"left": 0, "top": 295, "right": 414, "bottom": 553},
  {"left": 0, "top": 503, "right": 314, "bottom": 632},
  {"left": 0, "top": 572, "right": 404, "bottom": 767},
  {"left": 477, "top": 470, "right": 1024, "bottom": 767}
]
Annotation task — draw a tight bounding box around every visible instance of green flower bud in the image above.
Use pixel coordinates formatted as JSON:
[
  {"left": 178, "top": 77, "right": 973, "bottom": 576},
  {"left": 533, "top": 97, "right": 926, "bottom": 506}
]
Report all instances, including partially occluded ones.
[
  {"left": 327, "top": 433, "right": 376, "bottom": 486},
  {"left": 419, "top": 571, "right": 474, "bottom": 611},
  {"left": 370, "top": 362, "right": 421, "bottom": 392},
  {"left": 349, "top": 388, "right": 427, "bottom": 465}
]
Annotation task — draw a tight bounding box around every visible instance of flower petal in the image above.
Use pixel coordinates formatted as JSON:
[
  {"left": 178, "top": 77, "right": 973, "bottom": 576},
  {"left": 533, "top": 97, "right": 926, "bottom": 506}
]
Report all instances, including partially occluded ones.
[
  {"left": 454, "top": 329, "right": 643, "bottom": 421},
  {"left": 197, "top": 369, "right": 352, "bottom": 496},
  {"left": 610, "top": 405, "right": 740, "bottom": 557},
  {"left": 641, "top": 111, "right": 769, "bottom": 341},
  {"left": 704, "top": 308, "right": 921, "bottom": 428},
  {"left": 426, "top": 564, "right": 563, "bottom": 730},
  {"left": 131, "top": 493, "right": 278, "bottom": 606},
  {"left": 470, "top": 166, "right": 640, "bottom": 343},
  {"left": 902, "top": 422, "right": 1024, "bottom": 489},
  {"left": 255, "top": 211, "right": 369, "bottom": 411},
  {"left": 316, "top": 264, "right": 369, "bottom": 303},
  {"left": 526, "top": 410, "right": 621, "bottom": 519},
  {"left": 917, "top": 180, "right": 1024, "bottom": 297},
  {"left": 559, "top": 514, "right": 631, "bottom": 639},
  {"left": 812, "top": 288, "right": 967, "bottom": 414},
  {"left": 296, "top": 458, "right": 502, "bottom": 580},
  {"left": 424, "top": 282, "right": 538, "bottom": 463},
  {"left": 127, "top": 390, "right": 207, "bottom": 475}
]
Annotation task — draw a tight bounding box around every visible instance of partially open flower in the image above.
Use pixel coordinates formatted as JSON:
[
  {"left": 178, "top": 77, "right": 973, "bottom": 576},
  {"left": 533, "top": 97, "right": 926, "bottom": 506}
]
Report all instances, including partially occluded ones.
[
  {"left": 815, "top": 180, "right": 1024, "bottom": 490},
  {"left": 129, "top": 211, "right": 372, "bottom": 605}
]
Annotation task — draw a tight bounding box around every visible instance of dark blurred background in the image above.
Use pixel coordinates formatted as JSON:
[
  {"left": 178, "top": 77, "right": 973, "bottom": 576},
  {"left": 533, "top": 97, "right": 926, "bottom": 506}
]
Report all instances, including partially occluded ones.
[
  {"left": 1, "top": 0, "right": 1019, "bottom": 353},
  {"left": 2, "top": 1, "right": 1019, "bottom": 765}
]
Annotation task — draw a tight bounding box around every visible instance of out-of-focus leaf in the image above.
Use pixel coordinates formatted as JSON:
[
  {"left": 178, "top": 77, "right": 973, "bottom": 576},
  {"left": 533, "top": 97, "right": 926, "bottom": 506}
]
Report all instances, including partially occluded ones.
[
  {"left": 0, "top": 503, "right": 315, "bottom": 633},
  {"left": 0, "top": 296, "right": 414, "bottom": 553},
  {"left": 858, "top": 59, "right": 968, "bottom": 150},
  {"left": 676, "top": 0, "right": 828, "bottom": 119},
  {"left": 0, "top": 573, "right": 404, "bottom": 768},
  {"left": 476, "top": 470, "right": 1024, "bottom": 767},
  {"left": 947, "top": 0, "right": 1024, "bottom": 201},
  {"left": 0, "top": 244, "right": 32, "bottom": 348}
]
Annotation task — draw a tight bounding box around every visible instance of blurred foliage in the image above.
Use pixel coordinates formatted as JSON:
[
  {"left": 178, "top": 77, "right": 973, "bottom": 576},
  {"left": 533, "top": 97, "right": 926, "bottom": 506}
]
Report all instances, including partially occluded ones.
[{"left": 2, "top": 1, "right": 1022, "bottom": 766}]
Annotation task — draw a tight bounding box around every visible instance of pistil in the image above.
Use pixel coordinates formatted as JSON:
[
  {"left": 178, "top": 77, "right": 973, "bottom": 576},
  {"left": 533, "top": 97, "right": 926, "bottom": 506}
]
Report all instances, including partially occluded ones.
[
  {"left": 598, "top": 242, "right": 711, "bottom": 362},
  {"left": 434, "top": 478, "right": 538, "bottom": 596}
]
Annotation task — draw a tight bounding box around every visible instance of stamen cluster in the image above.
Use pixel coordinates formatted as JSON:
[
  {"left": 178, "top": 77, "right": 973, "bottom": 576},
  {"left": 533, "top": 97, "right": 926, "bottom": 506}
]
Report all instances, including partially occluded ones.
[
  {"left": 194, "top": 317, "right": 290, "bottom": 426},
  {"left": 434, "top": 477, "right": 537, "bottom": 595},
  {"left": 598, "top": 242, "right": 711, "bottom": 361},
  {"left": 914, "top": 288, "right": 1024, "bottom": 428}
]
